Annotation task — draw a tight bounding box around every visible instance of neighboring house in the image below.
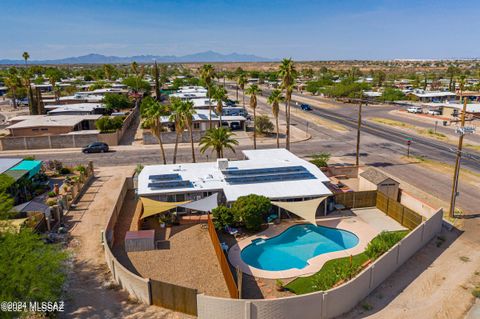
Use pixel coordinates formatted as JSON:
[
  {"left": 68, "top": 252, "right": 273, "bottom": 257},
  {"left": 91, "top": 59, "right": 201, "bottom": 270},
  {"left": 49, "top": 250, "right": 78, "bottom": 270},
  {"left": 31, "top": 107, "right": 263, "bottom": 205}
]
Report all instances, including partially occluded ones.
[
  {"left": 407, "top": 90, "right": 456, "bottom": 103},
  {"left": 170, "top": 92, "right": 208, "bottom": 100},
  {"left": 0, "top": 158, "right": 43, "bottom": 204},
  {"left": 422, "top": 102, "right": 480, "bottom": 118},
  {"left": 46, "top": 103, "right": 106, "bottom": 116},
  {"left": 160, "top": 109, "right": 246, "bottom": 131},
  {"left": 6, "top": 114, "right": 101, "bottom": 137},
  {"left": 359, "top": 167, "right": 400, "bottom": 199}
]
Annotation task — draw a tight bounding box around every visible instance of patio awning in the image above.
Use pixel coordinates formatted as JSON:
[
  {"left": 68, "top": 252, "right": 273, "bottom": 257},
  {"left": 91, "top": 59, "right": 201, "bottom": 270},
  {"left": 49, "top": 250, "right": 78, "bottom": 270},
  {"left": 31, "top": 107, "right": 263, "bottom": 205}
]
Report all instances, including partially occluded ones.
[
  {"left": 178, "top": 193, "right": 218, "bottom": 212},
  {"left": 140, "top": 197, "right": 191, "bottom": 220},
  {"left": 272, "top": 196, "right": 328, "bottom": 225}
]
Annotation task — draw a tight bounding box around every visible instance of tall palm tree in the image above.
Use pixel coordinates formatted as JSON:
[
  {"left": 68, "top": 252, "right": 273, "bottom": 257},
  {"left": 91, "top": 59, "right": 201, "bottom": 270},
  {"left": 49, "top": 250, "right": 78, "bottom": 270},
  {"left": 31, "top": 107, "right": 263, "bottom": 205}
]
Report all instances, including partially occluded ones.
[
  {"left": 153, "top": 60, "right": 161, "bottom": 101},
  {"left": 278, "top": 58, "right": 297, "bottom": 150},
  {"left": 169, "top": 97, "right": 186, "bottom": 164},
  {"left": 22, "top": 52, "right": 30, "bottom": 66},
  {"left": 267, "top": 89, "right": 284, "bottom": 148},
  {"left": 181, "top": 100, "right": 197, "bottom": 163},
  {"left": 200, "top": 64, "right": 216, "bottom": 128},
  {"left": 141, "top": 96, "right": 169, "bottom": 164},
  {"left": 211, "top": 85, "right": 228, "bottom": 124},
  {"left": 199, "top": 127, "right": 239, "bottom": 159},
  {"left": 245, "top": 84, "right": 262, "bottom": 149},
  {"left": 237, "top": 73, "right": 247, "bottom": 108}
]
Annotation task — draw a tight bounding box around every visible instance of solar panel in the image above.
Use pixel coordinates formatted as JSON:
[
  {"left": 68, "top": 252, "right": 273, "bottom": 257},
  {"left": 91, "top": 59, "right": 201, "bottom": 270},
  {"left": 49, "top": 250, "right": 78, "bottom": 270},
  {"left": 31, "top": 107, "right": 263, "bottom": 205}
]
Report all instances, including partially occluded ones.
[
  {"left": 148, "top": 180, "right": 192, "bottom": 189},
  {"left": 149, "top": 173, "right": 181, "bottom": 181},
  {"left": 222, "top": 166, "right": 307, "bottom": 177},
  {"left": 225, "top": 172, "right": 315, "bottom": 184}
]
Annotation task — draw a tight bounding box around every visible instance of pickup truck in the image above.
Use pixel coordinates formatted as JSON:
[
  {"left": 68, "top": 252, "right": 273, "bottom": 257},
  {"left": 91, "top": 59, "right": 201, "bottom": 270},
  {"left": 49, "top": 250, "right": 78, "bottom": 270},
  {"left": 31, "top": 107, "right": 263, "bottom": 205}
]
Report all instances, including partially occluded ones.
[{"left": 407, "top": 106, "right": 423, "bottom": 113}]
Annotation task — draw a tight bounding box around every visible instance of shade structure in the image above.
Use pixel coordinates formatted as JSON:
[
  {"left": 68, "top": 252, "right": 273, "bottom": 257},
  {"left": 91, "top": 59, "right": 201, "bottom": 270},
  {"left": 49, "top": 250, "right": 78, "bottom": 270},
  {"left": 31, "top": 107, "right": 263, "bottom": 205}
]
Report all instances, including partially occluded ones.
[
  {"left": 140, "top": 197, "right": 191, "bottom": 219},
  {"left": 178, "top": 193, "right": 218, "bottom": 212},
  {"left": 272, "top": 196, "right": 328, "bottom": 225}
]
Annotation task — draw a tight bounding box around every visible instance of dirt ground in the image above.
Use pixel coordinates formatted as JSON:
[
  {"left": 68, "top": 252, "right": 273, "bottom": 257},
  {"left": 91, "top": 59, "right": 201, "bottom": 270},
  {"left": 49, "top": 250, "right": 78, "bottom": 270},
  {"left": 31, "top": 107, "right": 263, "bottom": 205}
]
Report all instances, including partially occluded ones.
[{"left": 62, "top": 166, "right": 191, "bottom": 319}]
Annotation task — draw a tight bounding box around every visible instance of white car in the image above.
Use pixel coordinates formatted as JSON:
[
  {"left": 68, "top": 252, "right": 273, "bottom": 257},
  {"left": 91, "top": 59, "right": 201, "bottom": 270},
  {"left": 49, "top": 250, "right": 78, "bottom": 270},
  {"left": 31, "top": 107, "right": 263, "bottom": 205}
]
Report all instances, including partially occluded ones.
[
  {"left": 427, "top": 109, "right": 441, "bottom": 116},
  {"left": 407, "top": 106, "right": 423, "bottom": 114}
]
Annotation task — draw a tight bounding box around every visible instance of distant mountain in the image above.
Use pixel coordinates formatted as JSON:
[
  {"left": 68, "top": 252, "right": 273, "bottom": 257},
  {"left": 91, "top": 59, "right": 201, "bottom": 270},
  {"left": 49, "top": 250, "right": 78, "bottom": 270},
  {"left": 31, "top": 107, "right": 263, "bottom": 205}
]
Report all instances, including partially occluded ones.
[{"left": 0, "top": 51, "right": 274, "bottom": 65}]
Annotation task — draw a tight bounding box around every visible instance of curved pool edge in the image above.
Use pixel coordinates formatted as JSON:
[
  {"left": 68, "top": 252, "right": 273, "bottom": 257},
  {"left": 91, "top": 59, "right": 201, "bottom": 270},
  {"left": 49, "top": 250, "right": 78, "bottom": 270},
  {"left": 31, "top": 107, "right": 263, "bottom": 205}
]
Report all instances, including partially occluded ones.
[{"left": 228, "top": 217, "right": 378, "bottom": 279}]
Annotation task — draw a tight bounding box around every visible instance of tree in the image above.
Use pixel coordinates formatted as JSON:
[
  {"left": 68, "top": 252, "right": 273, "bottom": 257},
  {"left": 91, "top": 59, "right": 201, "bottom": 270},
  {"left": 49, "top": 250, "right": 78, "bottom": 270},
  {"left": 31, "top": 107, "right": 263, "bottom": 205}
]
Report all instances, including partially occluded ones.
[
  {"left": 122, "top": 76, "right": 150, "bottom": 93},
  {"left": 22, "top": 52, "right": 30, "bottom": 66},
  {"left": 95, "top": 116, "right": 123, "bottom": 133},
  {"left": 44, "top": 68, "right": 62, "bottom": 101},
  {"left": 181, "top": 100, "right": 197, "bottom": 163},
  {"left": 212, "top": 206, "right": 234, "bottom": 230},
  {"left": 199, "top": 127, "right": 238, "bottom": 159},
  {"left": 254, "top": 115, "right": 274, "bottom": 135},
  {"left": 237, "top": 73, "right": 247, "bottom": 108},
  {"left": 310, "top": 152, "right": 331, "bottom": 168},
  {"left": 245, "top": 84, "right": 262, "bottom": 149},
  {"left": 153, "top": 61, "right": 161, "bottom": 101},
  {"left": 5, "top": 68, "right": 21, "bottom": 109},
  {"left": 200, "top": 64, "right": 216, "bottom": 128},
  {"left": 380, "top": 88, "right": 405, "bottom": 102},
  {"left": 278, "top": 58, "right": 297, "bottom": 150},
  {"left": 231, "top": 194, "right": 271, "bottom": 231},
  {"left": 0, "top": 191, "right": 14, "bottom": 220},
  {"left": 211, "top": 85, "right": 228, "bottom": 124},
  {"left": 141, "top": 97, "right": 169, "bottom": 164},
  {"left": 102, "top": 93, "right": 131, "bottom": 111},
  {"left": 267, "top": 89, "right": 284, "bottom": 148},
  {"left": 446, "top": 65, "right": 460, "bottom": 92},
  {"left": 0, "top": 229, "right": 68, "bottom": 313},
  {"left": 169, "top": 97, "right": 186, "bottom": 164}
]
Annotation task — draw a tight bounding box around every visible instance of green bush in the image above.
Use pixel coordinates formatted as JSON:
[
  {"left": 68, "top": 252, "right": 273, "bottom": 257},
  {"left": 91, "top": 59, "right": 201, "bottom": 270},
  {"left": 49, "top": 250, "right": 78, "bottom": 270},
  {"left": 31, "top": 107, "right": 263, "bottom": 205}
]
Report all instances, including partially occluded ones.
[
  {"left": 103, "top": 93, "right": 131, "bottom": 111},
  {"left": 212, "top": 206, "right": 234, "bottom": 230},
  {"left": 47, "top": 191, "right": 56, "bottom": 198},
  {"left": 23, "top": 155, "right": 36, "bottom": 160},
  {"left": 96, "top": 116, "right": 124, "bottom": 133},
  {"left": 365, "top": 231, "right": 408, "bottom": 260},
  {"left": 254, "top": 115, "right": 274, "bottom": 134},
  {"left": 59, "top": 167, "right": 71, "bottom": 175},
  {"left": 74, "top": 165, "right": 86, "bottom": 175},
  {"left": 47, "top": 199, "right": 57, "bottom": 206},
  {"left": 310, "top": 152, "right": 331, "bottom": 168},
  {"left": 231, "top": 194, "right": 271, "bottom": 231}
]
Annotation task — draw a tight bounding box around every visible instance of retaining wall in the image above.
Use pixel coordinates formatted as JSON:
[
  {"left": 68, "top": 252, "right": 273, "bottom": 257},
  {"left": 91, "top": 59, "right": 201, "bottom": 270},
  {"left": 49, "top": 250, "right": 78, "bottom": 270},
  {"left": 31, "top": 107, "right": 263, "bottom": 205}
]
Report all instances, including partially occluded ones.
[{"left": 197, "top": 208, "right": 444, "bottom": 319}]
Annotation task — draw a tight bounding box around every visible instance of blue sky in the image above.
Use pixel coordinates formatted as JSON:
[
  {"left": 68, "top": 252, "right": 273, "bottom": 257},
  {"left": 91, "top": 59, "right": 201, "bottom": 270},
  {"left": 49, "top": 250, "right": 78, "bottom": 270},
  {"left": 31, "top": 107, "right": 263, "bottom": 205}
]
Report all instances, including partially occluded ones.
[{"left": 2, "top": 0, "right": 480, "bottom": 60}]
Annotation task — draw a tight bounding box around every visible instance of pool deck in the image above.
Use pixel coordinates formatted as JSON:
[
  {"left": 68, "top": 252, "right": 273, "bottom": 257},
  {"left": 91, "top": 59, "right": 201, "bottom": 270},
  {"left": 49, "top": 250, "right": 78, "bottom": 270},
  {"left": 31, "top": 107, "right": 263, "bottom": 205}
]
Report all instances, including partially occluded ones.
[{"left": 228, "top": 208, "right": 406, "bottom": 279}]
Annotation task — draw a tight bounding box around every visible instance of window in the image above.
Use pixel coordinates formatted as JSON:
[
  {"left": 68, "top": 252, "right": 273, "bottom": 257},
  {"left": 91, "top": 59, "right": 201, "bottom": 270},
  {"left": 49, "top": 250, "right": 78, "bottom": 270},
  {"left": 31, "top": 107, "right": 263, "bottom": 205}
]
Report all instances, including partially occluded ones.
[{"left": 193, "top": 123, "right": 200, "bottom": 129}]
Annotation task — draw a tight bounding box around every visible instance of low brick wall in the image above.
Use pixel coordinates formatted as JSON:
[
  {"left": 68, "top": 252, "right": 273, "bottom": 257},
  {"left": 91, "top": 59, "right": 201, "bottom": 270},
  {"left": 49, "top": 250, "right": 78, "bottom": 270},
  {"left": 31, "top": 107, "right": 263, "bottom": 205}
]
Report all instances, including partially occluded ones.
[{"left": 143, "top": 130, "right": 204, "bottom": 145}]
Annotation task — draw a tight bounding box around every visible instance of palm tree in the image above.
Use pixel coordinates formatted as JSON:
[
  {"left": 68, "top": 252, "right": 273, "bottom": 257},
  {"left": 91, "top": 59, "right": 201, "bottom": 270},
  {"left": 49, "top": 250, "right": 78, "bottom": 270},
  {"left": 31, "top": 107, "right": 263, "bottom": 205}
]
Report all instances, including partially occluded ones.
[
  {"left": 141, "top": 96, "right": 169, "bottom": 164},
  {"left": 267, "top": 89, "right": 284, "bottom": 148},
  {"left": 5, "top": 68, "right": 21, "bottom": 109},
  {"left": 245, "top": 84, "right": 262, "bottom": 149},
  {"left": 200, "top": 64, "right": 216, "bottom": 128},
  {"left": 169, "top": 97, "right": 186, "bottom": 164},
  {"left": 181, "top": 100, "right": 197, "bottom": 163},
  {"left": 211, "top": 85, "right": 228, "bottom": 124},
  {"left": 278, "top": 58, "right": 297, "bottom": 150},
  {"left": 22, "top": 52, "right": 30, "bottom": 66},
  {"left": 199, "top": 127, "right": 239, "bottom": 159},
  {"left": 153, "top": 60, "right": 161, "bottom": 101},
  {"left": 237, "top": 73, "right": 247, "bottom": 108}
]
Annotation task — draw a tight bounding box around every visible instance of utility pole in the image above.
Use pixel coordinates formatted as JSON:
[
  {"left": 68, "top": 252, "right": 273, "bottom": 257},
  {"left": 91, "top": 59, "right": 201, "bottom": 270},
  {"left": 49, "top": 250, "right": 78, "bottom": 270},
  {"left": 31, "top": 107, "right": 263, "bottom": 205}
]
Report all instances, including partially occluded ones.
[
  {"left": 355, "top": 99, "right": 364, "bottom": 166},
  {"left": 449, "top": 97, "right": 468, "bottom": 218}
]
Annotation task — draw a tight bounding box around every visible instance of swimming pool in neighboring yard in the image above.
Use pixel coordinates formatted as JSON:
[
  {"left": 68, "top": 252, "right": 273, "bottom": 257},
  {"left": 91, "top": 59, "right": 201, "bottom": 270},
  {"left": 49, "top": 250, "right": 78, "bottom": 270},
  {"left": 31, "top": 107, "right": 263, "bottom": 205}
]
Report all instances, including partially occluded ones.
[{"left": 240, "top": 224, "right": 359, "bottom": 271}]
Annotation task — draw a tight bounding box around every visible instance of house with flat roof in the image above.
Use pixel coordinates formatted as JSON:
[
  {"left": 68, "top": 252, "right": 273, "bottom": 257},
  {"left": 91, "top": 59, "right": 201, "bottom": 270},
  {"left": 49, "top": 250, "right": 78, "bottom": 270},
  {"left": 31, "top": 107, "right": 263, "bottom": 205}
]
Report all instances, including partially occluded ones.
[
  {"left": 407, "top": 90, "right": 456, "bottom": 102},
  {"left": 138, "top": 149, "right": 333, "bottom": 206},
  {"left": 46, "top": 103, "right": 106, "bottom": 116},
  {"left": 6, "top": 114, "right": 101, "bottom": 137},
  {"left": 160, "top": 109, "right": 246, "bottom": 131}
]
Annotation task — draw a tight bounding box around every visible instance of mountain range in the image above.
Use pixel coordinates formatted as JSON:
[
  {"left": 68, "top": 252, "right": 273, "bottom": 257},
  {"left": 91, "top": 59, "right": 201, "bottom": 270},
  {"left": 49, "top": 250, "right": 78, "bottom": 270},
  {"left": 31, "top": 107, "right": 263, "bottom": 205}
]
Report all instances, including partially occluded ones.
[{"left": 0, "top": 51, "right": 274, "bottom": 65}]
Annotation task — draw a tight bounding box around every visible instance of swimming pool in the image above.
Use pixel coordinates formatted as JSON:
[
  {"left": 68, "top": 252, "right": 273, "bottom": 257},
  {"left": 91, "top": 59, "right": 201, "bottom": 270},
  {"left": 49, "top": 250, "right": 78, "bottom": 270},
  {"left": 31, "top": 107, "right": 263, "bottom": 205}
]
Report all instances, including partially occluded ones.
[{"left": 240, "top": 224, "right": 359, "bottom": 271}]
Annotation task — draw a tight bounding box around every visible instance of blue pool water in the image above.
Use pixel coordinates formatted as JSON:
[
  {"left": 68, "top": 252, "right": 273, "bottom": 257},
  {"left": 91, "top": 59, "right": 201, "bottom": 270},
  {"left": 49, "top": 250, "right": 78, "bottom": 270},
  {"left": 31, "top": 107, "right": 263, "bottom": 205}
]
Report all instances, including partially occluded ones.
[{"left": 241, "top": 224, "right": 359, "bottom": 271}]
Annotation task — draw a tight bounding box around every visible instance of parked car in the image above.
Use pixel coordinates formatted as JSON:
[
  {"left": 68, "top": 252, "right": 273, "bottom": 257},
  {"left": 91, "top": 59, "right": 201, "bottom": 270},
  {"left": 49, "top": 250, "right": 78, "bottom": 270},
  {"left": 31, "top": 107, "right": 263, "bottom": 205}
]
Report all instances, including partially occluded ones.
[
  {"left": 427, "top": 109, "right": 441, "bottom": 116},
  {"left": 230, "top": 122, "right": 241, "bottom": 130},
  {"left": 407, "top": 106, "right": 423, "bottom": 113},
  {"left": 300, "top": 103, "right": 312, "bottom": 111},
  {"left": 82, "top": 142, "right": 109, "bottom": 153}
]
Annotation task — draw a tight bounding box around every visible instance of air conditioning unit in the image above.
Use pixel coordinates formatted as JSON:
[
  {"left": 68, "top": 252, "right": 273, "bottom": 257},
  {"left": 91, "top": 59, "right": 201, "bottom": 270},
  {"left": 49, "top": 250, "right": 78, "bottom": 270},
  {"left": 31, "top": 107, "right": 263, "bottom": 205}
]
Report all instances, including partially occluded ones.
[{"left": 217, "top": 158, "right": 228, "bottom": 171}]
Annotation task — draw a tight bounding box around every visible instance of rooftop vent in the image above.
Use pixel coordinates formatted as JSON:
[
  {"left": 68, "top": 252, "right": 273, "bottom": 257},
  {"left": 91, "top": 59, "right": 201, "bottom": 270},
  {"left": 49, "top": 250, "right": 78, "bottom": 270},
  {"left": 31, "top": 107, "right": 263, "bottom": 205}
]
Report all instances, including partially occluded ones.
[{"left": 217, "top": 158, "right": 228, "bottom": 171}]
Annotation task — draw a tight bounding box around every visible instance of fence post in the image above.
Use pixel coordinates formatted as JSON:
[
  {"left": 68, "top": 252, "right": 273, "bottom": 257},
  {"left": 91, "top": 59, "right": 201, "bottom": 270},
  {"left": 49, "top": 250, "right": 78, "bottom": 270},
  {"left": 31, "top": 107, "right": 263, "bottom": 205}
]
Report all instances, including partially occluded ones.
[
  {"left": 421, "top": 223, "right": 425, "bottom": 242},
  {"left": 322, "top": 292, "right": 328, "bottom": 319},
  {"left": 147, "top": 279, "right": 153, "bottom": 305},
  {"left": 396, "top": 242, "right": 401, "bottom": 264},
  {"left": 369, "top": 265, "right": 375, "bottom": 289},
  {"left": 401, "top": 207, "right": 405, "bottom": 226},
  {"left": 245, "top": 301, "right": 252, "bottom": 319}
]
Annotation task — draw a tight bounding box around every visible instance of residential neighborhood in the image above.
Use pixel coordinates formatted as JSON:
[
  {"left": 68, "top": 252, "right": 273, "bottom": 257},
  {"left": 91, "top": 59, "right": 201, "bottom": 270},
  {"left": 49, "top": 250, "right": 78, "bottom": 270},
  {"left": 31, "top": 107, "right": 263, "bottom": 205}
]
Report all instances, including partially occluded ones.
[{"left": 1, "top": 1, "right": 480, "bottom": 319}]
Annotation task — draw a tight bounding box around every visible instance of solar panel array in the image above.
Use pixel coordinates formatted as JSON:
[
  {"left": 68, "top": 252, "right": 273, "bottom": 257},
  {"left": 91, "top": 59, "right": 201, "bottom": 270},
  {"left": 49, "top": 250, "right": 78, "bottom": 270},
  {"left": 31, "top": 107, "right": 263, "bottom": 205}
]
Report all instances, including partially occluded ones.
[
  {"left": 148, "top": 173, "right": 192, "bottom": 189},
  {"left": 222, "top": 166, "right": 315, "bottom": 184}
]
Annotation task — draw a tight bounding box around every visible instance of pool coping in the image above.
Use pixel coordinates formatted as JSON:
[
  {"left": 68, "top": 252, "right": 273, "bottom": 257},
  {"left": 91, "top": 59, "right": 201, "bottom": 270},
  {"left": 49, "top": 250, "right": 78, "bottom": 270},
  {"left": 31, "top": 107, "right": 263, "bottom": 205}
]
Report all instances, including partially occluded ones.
[{"left": 227, "top": 216, "right": 379, "bottom": 279}]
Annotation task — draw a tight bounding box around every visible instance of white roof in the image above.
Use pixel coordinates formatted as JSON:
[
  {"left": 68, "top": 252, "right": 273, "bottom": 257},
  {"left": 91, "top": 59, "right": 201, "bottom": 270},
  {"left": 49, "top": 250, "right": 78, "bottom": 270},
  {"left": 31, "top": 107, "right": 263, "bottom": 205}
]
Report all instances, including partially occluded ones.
[
  {"left": 0, "top": 158, "right": 23, "bottom": 174},
  {"left": 363, "top": 91, "right": 382, "bottom": 97},
  {"left": 47, "top": 103, "right": 104, "bottom": 114},
  {"left": 138, "top": 149, "right": 332, "bottom": 202},
  {"left": 410, "top": 91, "right": 456, "bottom": 98},
  {"left": 7, "top": 115, "right": 102, "bottom": 129},
  {"left": 170, "top": 92, "right": 207, "bottom": 99},
  {"left": 423, "top": 102, "right": 480, "bottom": 113}
]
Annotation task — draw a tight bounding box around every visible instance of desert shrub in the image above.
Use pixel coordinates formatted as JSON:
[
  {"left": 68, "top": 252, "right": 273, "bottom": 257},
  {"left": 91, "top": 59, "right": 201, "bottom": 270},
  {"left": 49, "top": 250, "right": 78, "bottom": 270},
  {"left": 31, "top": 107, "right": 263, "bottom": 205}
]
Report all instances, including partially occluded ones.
[
  {"left": 47, "top": 191, "right": 56, "bottom": 198},
  {"left": 254, "top": 115, "right": 274, "bottom": 134},
  {"left": 59, "top": 167, "right": 71, "bottom": 175},
  {"left": 310, "top": 152, "right": 331, "bottom": 168},
  {"left": 365, "top": 231, "right": 408, "bottom": 260},
  {"left": 212, "top": 206, "right": 234, "bottom": 230},
  {"left": 23, "top": 155, "right": 36, "bottom": 160},
  {"left": 46, "top": 199, "right": 57, "bottom": 206},
  {"left": 231, "top": 194, "right": 271, "bottom": 231},
  {"left": 73, "top": 165, "right": 86, "bottom": 174}
]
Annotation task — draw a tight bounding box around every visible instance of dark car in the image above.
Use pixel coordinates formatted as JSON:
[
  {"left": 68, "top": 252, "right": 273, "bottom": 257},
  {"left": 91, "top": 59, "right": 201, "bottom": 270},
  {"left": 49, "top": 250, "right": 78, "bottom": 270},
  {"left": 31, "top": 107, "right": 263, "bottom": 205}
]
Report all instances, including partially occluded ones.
[
  {"left": 82, "top": 142, "right": 109, "bottom": 153},
  {"left": 300, "top": 103, "right": 312, "bottom": 111}
]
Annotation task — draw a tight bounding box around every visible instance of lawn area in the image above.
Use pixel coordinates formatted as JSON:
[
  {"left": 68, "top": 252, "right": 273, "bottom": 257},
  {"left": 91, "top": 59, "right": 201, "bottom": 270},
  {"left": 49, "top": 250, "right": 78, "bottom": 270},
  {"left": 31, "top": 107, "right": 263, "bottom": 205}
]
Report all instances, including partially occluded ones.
[{"left": 286, "top": 230, "right": 408, "bottom": 295}]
